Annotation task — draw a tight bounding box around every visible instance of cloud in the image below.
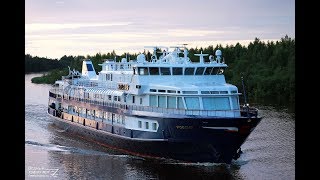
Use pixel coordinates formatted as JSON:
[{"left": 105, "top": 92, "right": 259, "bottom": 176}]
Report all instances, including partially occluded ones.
[{"left": 25, "top": 22, "right": 132, "bottom": 33}]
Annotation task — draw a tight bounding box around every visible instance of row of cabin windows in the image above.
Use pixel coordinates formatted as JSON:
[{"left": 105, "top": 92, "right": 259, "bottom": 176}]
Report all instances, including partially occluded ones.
[
  {"left": 68, "top": 106, "right": 125, "bottom": 124},
  {"left": 105, "top": 64, "right": 133, "bottom": 71},
  {"left": 86, "top": 92, "right": 123, "bottom": 102},
  {"left": 136, "top": 67, "right": 225, "bottom": 76},
  {"left": 138, "top": 121, "right": 157, "bottom": 130},
  {"left": 149, "top": 95, "right": 239, "bottom": 110},
  {"left": 88, "top": 94, "right": 141, "bottom": 105}
]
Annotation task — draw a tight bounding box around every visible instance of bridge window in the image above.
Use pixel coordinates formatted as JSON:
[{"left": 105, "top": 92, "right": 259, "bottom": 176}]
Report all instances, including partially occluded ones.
[
  {"left": 167, "top": 96, "right": 176, "bottom": 108},
  {"left": 177, "top": 97, "right": 184, "bottom": 109},
  {"left": 158, "top": 89, "right": 166, "bottom": 93},
  {"left": 158, "top": 96, "right": 166, "bottom": 108},
  {"left": 182, "top": 91, "right": 198, "bottom": 94},
  {"left": 203, "top": 97, "right": 231, "bottom": 110},
  {"left": 184, "top": 67, "right": 195, "bottom": 75},
  {"left": 204, "top": 67, "right": 214, "bottom": 75},
  {"left": 195, "top": 67, "right": 205, "bottom": 75},
  {"left": 231, "top": 97, "right": 239, "bottom": 110},
  {"left": 185, "top": 97, "right": 200, "bottom": 110},
  {"left": 167, "top": 90, "right": 176, "bottom": 93},
  {"left": 150, "top": 89, "right": 156, "bottom": 92},
  {"left": 172, "top": 67, "right": 183, "bottom": 75},
  {"left": 149, "top": 67, "right": 159, "bottom": 75},
  {"left": 160, "top": 67, "right": 171, "bottom": 75},
  {"left": 150, "top": 95, "right": 157, "bottom": 107},
  {"left": 138, "top": 67, "right": 149, "bottom": 75}
]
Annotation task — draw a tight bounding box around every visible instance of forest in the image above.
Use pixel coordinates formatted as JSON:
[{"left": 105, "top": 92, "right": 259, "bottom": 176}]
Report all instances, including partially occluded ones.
[{"left": 26, "top": 35, "right": 295, "bottom": 109}]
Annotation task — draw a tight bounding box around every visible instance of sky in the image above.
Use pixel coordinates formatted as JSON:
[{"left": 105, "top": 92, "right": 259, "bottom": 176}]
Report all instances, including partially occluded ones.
[{"left": 25, "top": 0, "right": 295, "bottom": 59}]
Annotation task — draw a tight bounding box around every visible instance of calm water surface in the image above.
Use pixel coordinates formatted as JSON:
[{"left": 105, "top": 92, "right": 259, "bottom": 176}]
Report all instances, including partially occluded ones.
[{"left": 25, "top": 73, "right": 295, "bottom": 179}]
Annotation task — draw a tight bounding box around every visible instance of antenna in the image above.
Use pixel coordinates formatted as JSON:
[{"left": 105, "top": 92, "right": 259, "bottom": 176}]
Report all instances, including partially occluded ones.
[{"left": 241, "top": 74, "right": 250, "bottom": 117}]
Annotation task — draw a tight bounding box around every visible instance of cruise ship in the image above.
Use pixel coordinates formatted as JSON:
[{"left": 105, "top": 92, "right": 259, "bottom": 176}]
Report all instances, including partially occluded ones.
[{"left": 48, "top": 46, "right": 262, "bottom": 164}]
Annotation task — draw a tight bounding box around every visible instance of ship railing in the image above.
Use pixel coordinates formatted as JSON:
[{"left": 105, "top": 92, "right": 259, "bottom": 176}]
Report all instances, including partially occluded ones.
[
  {"left": 65, "top": 96, "right": 241, "bottom": 117},
  {"left": 128, "top": 105, "right": 241, "bottom": 117}
]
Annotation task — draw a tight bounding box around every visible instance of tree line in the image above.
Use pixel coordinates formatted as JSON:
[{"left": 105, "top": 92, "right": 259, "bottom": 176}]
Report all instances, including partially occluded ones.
[{"left": 26, "top": 35, "right": 295, "bottom": 109}]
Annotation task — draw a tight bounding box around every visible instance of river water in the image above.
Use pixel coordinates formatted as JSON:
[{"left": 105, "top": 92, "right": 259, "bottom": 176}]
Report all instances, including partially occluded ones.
[{"left": 25, "top": 73, "right": 295, "bottom": 179}]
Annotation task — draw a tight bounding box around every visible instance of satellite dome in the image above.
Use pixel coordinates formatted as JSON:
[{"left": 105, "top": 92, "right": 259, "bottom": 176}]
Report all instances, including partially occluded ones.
[{"left": 215, "top": 49, "right": 222, "bottom": 56}]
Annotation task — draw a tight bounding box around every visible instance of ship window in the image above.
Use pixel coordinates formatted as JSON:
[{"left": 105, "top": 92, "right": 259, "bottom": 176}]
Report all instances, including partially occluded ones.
[
  {"left": 138, "top": 121, "right": 142, "bottom": 128},
  {"left": 114, "top": 96, "right": 118, "bottom": 101},
  {"left": 152, "top": 123, "right": 157, "bottom": 130},
  {"left": 231, "top": 90, "right": 238, "bottom": 94},
  {"left": 158, "top": 96, "right": 166, "bottom": 108},
  {"left": 201, "top": 91, "right": 210, "bottom": 94},
  {"left": 149, "top": 67, "right": 159, "bottom": 75},
  {"left": 103, "top": 112, "right": 107, "bottom": 120},
  {"left": 160, "top": 67, "right": 171, "bottom": 75},
  {"left": 158, "top": 89, "right": 166, "bottom": 93},
  {"left": 140, "top": 98, "right": 142, "bottom": 104},
  {"left": 211, "top": 68, "right": 219, "bottom": 75},
  {"left": 204, "top": 67, "right": 214, "bottom": 75},
  {"left": 231, "top": 97, "right": 239, "bottom": 110},
  {"left": 86, "top": 64, "right": 94, "bottom": 71},
  {"left": 118, "top": 96, "right": 121, "bottom": 102},
  {"left": 203, "top": 97, "right": 231, "bottom": 110},
  {"left": 145, "top": 122, "right": 149, "bottom": 129},
  {"left": 195, "top": 67, "right": 205, "bottom": 75},
  {"left": 138, "top": 67, "right": 149, "bottom": 75},
  {"left": 167, "top": 96, "right": 176, "bottom": 108},
  {"left": 182, "top": 91, "right": 198, "bottom": 94},
  {"left": 185, "top": 97, "right": 200, "bottom": 110},
  {"left": 107, "top": 112, "right": 111, "bottom": 121},
  {"left": 116, "top": 114, "right": 120, "bottom": 123},
  {"left": 150, "top": 89, "right": 156, "bottom": 92},
  {"left": 108, "top": 95, "right": 111, "bottom": 100},
  {"left": 82, "top": 108, "right": 86, "bottom": 116},
  {"left": 167, "top": 90, "right": 176, "bottom": 93},
  {"left": 150, "top": 95, "right": 157, "bottom": 107},
  {"left": 132, "top": 95, "right": 135, "bottom": 103},
  {"left": 112, "top": 114, "right": 115, "bottom": 122},
  {"left": 184, "top": 67, "right": 195, "bottom": 75},
  {"left": 210, "top": 91, "right": 219, "bottom": 94},
  {"left": 177, "top": 97, "right": 184, "bottom": 109},
  {"left": 172, "top": 67, "right": 183, "bottom": 75},
  {"left": 220, "top": 91, "right": 228, "bottom": 94},
  {"left": 121, "top": 116, "right": 125, "bottom": 124}
]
